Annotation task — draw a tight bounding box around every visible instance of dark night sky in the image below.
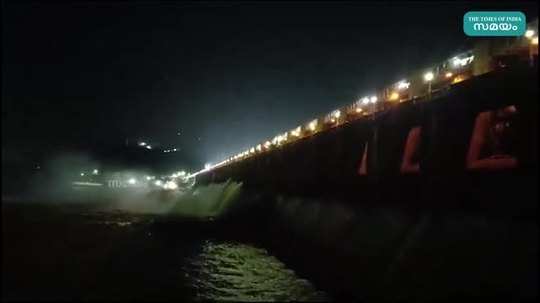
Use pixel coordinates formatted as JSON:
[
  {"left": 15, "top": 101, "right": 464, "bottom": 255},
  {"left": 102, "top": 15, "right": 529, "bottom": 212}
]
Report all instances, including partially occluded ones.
[{"left": 2, "top": 1, "right": 538, "bottom": 169}]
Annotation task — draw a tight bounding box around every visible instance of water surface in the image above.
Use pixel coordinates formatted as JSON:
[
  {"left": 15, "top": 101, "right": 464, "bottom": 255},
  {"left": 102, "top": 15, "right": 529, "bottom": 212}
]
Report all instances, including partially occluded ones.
[{"left": 2, "top": 202, "right": 329, "bottom": 301}]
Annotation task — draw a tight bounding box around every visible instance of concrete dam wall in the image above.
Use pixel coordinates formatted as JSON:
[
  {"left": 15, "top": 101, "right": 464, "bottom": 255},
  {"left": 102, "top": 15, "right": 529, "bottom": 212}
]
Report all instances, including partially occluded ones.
[{"left": 193, "top": 65, "right": 537, "bottom": 300}]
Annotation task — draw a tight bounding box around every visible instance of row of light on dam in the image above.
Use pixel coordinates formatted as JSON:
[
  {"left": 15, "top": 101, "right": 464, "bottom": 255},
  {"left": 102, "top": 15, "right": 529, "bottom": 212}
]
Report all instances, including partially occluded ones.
[
  {"left": 78, "top": 169, "right": 191, "bottom": 191},
  {"left": 191, "top": 26, "right": 538, "bottom": 177},
  {"left": 191, "top": 55, "right": 471, "bottom": 175}
]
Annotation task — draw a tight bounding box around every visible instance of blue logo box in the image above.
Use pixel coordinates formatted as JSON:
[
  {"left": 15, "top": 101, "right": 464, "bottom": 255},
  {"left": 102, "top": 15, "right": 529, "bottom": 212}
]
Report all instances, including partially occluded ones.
[{"left": 464, "top": 11, "right": 526, "bottom": 36}]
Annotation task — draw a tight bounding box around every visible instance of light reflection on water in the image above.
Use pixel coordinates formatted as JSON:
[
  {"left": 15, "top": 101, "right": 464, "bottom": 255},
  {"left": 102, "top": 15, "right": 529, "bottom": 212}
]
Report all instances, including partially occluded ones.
[
  {"left": 3, "top": 204, "right": 330, "bottom": 301},
  {"left": 86, "top": 209, "right": 330, "bottom": 301},
  {"left": 184, "top": 241, "right": 329, "bottom": 302}
]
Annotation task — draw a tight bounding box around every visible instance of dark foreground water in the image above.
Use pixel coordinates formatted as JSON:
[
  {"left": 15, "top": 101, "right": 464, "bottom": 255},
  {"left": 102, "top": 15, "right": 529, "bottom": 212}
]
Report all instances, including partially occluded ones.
[{"left": 2, "top": 202, "right": 329, "bottom": 301}]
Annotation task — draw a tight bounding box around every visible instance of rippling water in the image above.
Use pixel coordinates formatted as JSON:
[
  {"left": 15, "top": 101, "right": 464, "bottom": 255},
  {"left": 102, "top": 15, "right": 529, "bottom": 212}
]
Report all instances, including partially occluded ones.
[
  {"left": 184, "top": 241, "right": 328, "bottom": 301},
  {"left": 2, "top": 202, "right": 329, "bottom": 301}
]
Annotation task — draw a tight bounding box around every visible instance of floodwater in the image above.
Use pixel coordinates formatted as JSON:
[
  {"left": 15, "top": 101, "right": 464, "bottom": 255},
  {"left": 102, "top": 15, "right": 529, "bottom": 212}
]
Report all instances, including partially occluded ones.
[{"left": 2, "top": 202, "right": 329, "bottom": 301}]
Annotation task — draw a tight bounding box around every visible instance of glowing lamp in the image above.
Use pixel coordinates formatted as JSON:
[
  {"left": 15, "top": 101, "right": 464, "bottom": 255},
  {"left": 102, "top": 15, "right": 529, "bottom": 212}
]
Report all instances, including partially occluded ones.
[
  {"left": 397, "top": 80, "right": 410, "bottom": 90},
  {"left": 163, "top": 181, "right": 178, "bottom": 190},
  {"left": 452, "top": 76, "right": 465, "bottom": 84},
  {"left": 389, "top": 92, "right": 399, "bottom": 101},
  {"left": 424, "top": 72, "right": 434, "bottom": 82},
  {"left": 361, "top": 97, "right": 370, "bottom": 105},
  {"left": 308, "top": 119, "right": 318, "bottom": 131}
]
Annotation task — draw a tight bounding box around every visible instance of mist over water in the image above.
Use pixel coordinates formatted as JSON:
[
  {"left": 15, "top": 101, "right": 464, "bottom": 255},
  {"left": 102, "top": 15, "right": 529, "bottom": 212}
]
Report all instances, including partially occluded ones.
[
  {"left": 7, "top": 151, "right": 246, "bottom": 221},
  {"left": 100, "top": 180, "right": 244, "bottom": 219},
  {"left": 2, "top": 150, "right": 332, "bottom": 301},
  {"left": 167, "top": 181, "right": 244, "bottom": 218},
  {"left": 4, "top": 151, "right": 536, "bottom": 301},
  {"left": 4, "top": 173, "right": 537, "bottom": 301}
]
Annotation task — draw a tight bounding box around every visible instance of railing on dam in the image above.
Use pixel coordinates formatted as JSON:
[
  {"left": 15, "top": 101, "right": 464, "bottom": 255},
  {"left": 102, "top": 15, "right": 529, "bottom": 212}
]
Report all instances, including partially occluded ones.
[
  {"left": 196, "top": 63, "right": 537, "bottom": 210},
  {"left": 191, "top": 19, "right": 538, "bottom": 177},
  {"left": 192, "top": 22, "right": 538, "bottom": 214}
]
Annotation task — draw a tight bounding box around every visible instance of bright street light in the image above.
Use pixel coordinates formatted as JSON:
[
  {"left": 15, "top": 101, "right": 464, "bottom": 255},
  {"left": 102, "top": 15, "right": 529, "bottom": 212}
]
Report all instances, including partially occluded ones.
[
  {"left": 163, "top": 181, "right": 178, "bottom": 190},
  {"left": 396, "top": 80, "right": 410, "bottom": 90},
  {"left": 290, "top": 126, "right": 301, "bottom": 137},
  {"left": 308, "top": 119, "right": 318, "bottom": 131},
  {"left": 424, "top": 71, "right": 434, "bottom": 97},
  {"left": 424, "top": 72, "right": 434, "bottom": 82}
]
